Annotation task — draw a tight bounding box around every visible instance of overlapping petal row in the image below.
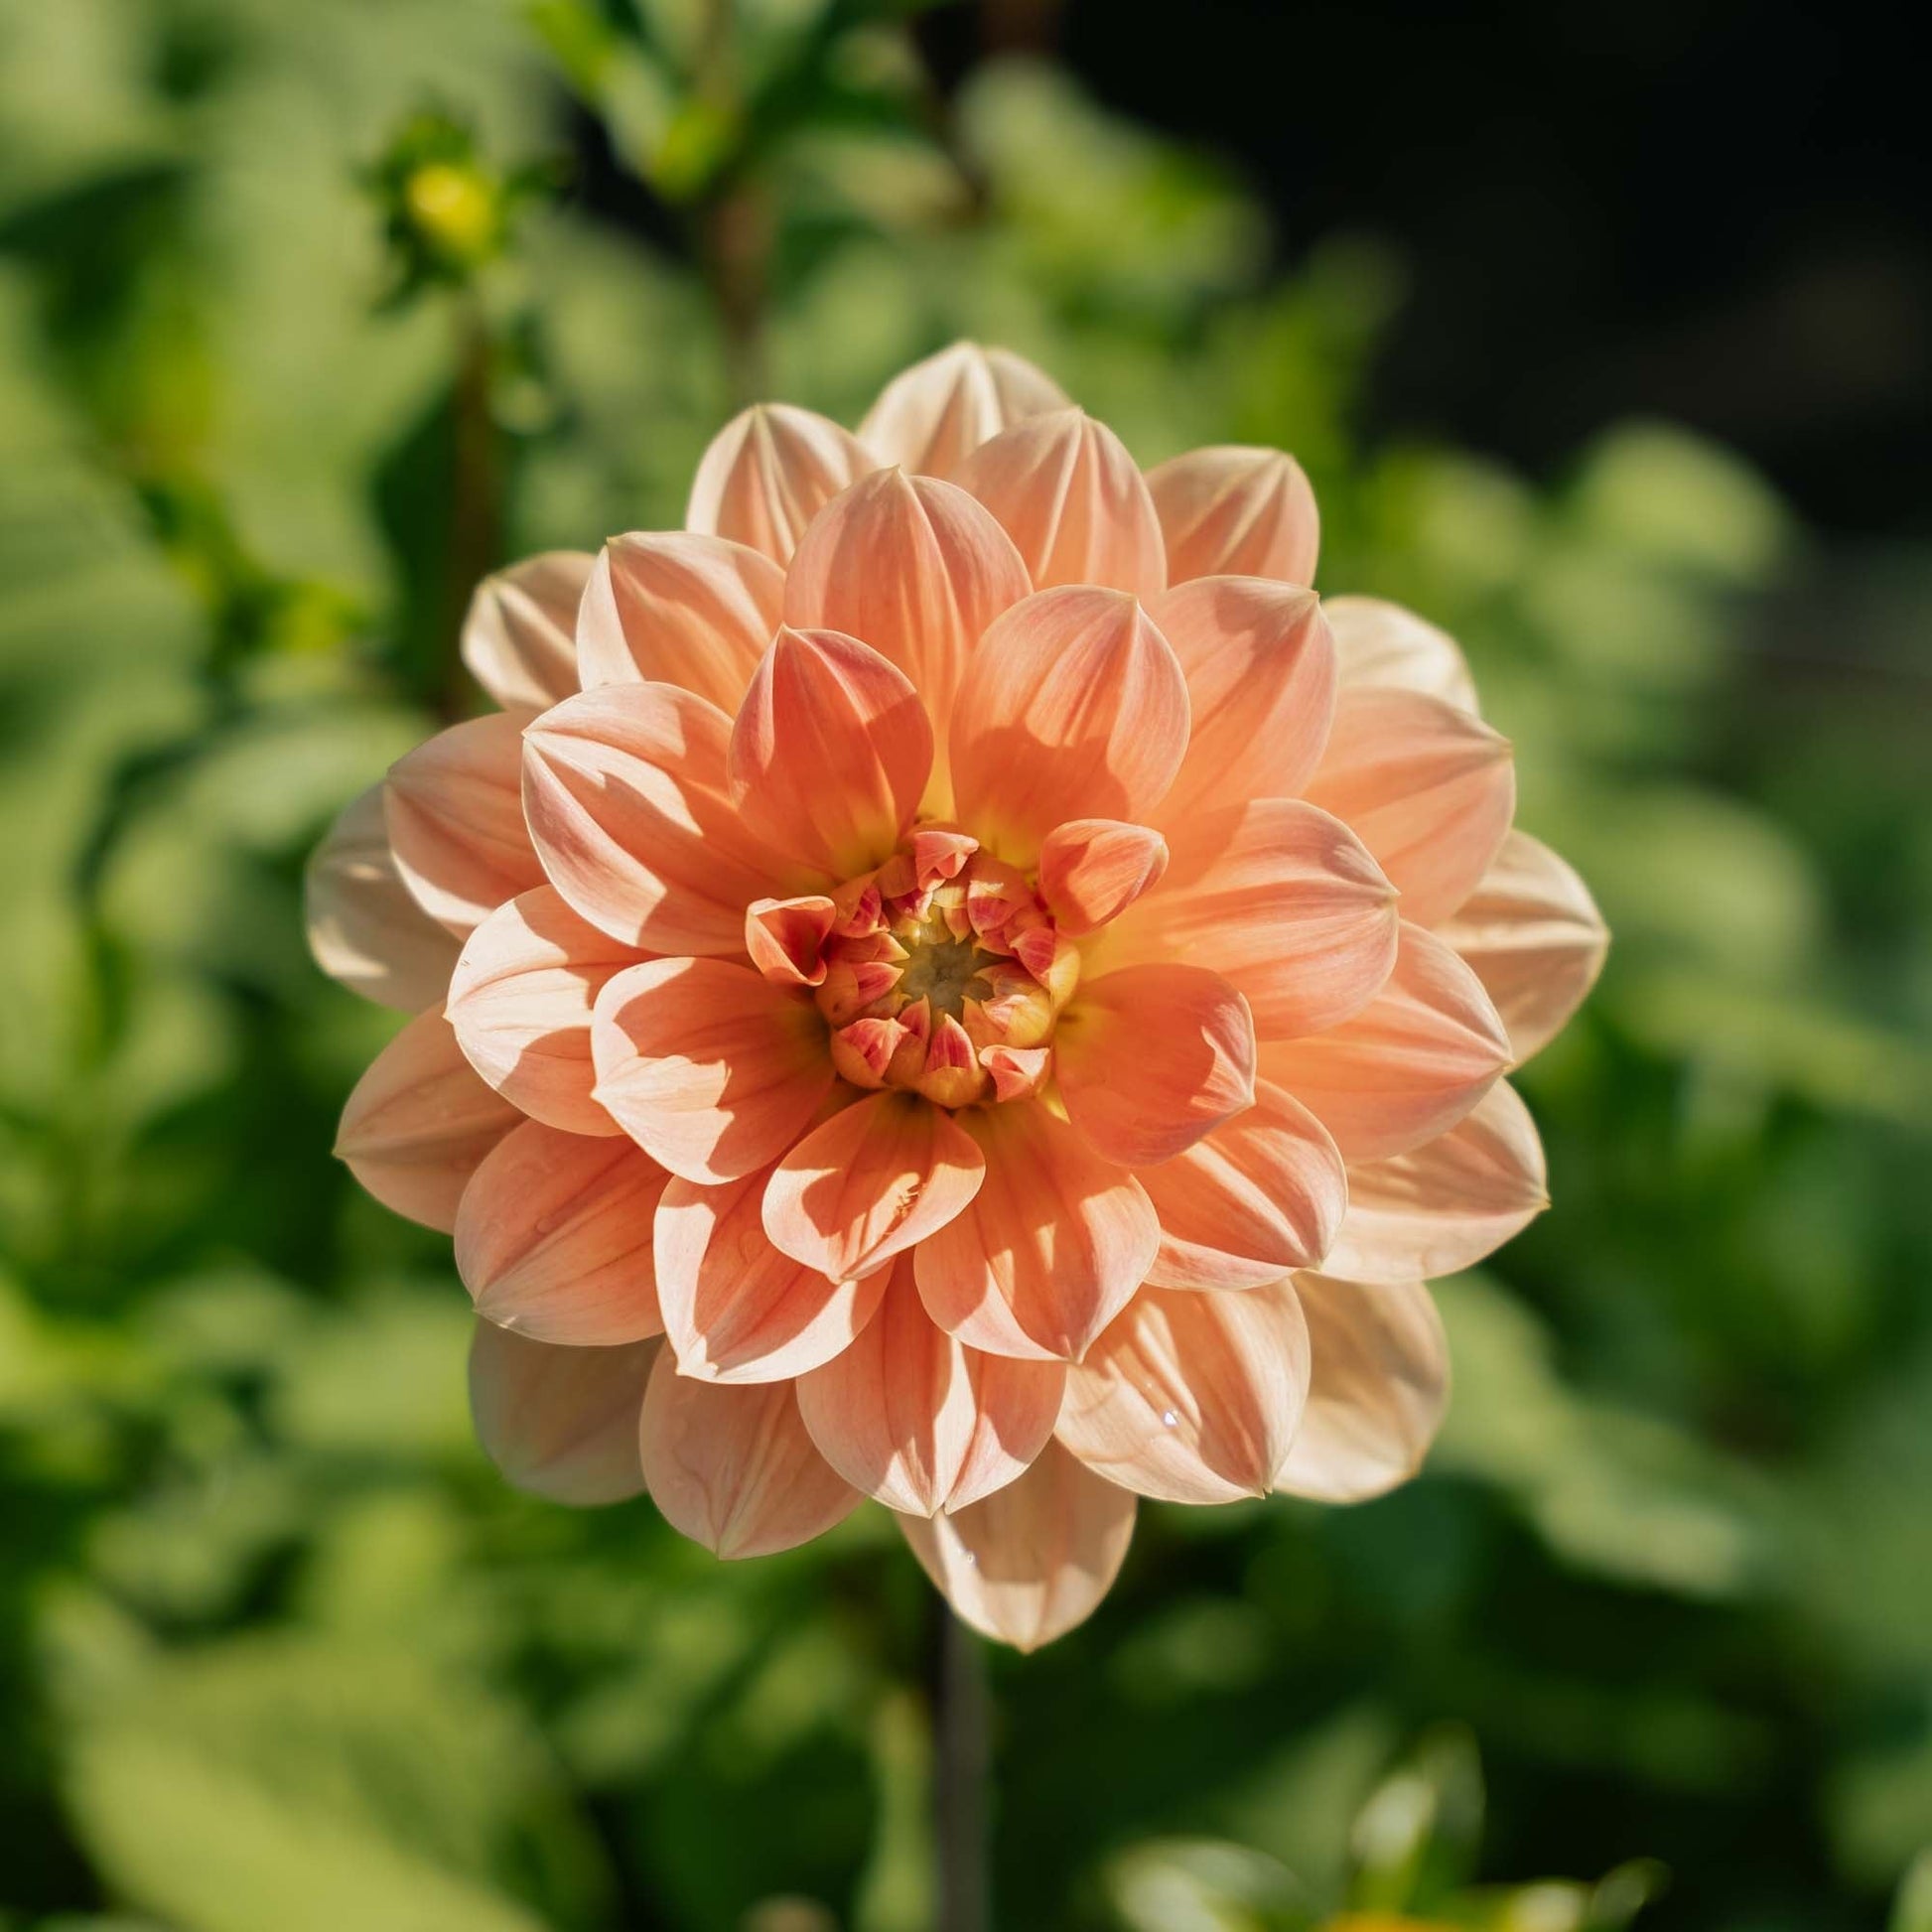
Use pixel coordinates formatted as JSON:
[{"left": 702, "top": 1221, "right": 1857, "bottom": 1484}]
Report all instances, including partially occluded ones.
[{"left": 308, "top": 342, "right": 1606, "bottom": 1649}]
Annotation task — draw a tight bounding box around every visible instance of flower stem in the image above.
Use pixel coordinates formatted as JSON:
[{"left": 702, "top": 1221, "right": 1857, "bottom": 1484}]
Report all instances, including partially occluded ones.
[{"left": 933, "top": 1606, "right": 990, "bottom": 1932}]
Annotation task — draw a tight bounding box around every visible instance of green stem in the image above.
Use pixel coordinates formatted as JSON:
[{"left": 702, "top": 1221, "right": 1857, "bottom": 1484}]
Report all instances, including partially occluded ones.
[{"left": 933, "top": 1607, "right": 990, "bottom": 1932}]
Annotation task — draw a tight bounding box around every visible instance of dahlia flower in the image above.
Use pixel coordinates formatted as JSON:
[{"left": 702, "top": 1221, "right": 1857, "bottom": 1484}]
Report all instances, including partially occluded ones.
[{"left": 308, "top": 343, "right": 1605, "bottom": 1649}]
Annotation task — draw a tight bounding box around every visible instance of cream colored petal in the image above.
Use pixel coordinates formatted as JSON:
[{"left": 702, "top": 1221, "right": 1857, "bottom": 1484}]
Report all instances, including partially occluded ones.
[
  {"left": 1146, "top": 445, "right": 1318, "bottom": 587},
  {"left": 859, "top": 341, "right": 1072, "bottom": 478},
  {"left": 461, "top": 551, "right": 593, "bottom": 712},
  {"left": 469, "top": 1322, "right": 656, "bottom": 1505},
  {"left": 686, "top": 402, "right": 874, "bottom": 564},
  {"left": 1325, "top": 595, "right": 1480, "bottom": 713}
]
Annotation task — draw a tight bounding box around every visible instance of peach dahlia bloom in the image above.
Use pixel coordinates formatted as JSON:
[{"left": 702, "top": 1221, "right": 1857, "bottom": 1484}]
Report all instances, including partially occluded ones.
[{"left": 308, "top": 343, "right": 1606, "bottom": 1649}]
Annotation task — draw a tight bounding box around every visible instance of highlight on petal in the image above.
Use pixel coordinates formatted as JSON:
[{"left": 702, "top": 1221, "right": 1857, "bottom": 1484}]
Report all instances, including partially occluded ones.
[
  {"left": 1054, "top": 963, "right": 1257, "bottom": 1168},
  {"left": 1275, "top": 1273, "right": 1448, "bottom": 1503},
  {"left": 1057, "top": 1281, "right": 1311, "bottom": 1504},
  {"left": 386, "top": 714, "right": 544, "bottom": 936},
  {"left": 1437, "top": 830, "right": 1608, "bottom": 1061},
  {"left": 953, "top": 408, "right": 1166, "bottom": 597},
  {"left": 858, "top": 341, "right": 1072, "bottom": 478},
  {"left": 523, "top": 683, "right": 801, "bottom": 954},
  {"left": 334, "top": 1011, "right": 520, "bottom": 1232},
  {"left": 1037, "top": 818, "right": 1170, "bottom": 935},
  {"left": 469, "top": 1322, "right": 655, "bottom": 1505},
  {"left": 1107, "top": 799, "right": 1399, "bottom": 1040},
  {"left": 1303, "top": 688, "right": 1515, "bottom": 928},
  {"left": 1261, "top": 922, "right": 1511, "bottom": 1163},
  {"left": 1323, "top": 1081, "right": 1548, "bottom": 1284},
  {"left": 1141, "top": 1079, "right": 1346, "bottom": 1290},
  {"left": 685, "top": 402, "right": 873, "bottom": 564},
  {"left": 915, "top": 1099, "right": 1161, "bottom": 1363},
  {"left": 949, "top": 587, "right": 1189, "bottom": 862},
  {"left": 655, "top": 1166, "right": 890, "bottom": 1383},
  {"left": 898, "top": 1440, "right": 1136, "bottom": 1652},
  {"left": 455, "top": 1122, "right": 668, "bottom": 1344},
  {"left": 592, "top": 957, "right": 836, "bottom": 1184},
  {"left": 1146, "top": 445, "right": 1319, "bottom": 587},
  {"left": 796, "top": 1259, "right": 1066, "bottom": 1514},
  {"left": 762, "top": 1091, "right": 985, "bottom": 1283},
  {"left": 1153, "top": 576, "right": 1338, "bottom": 816},
  {"left": 1325, "top": 595, "right": 1479, "bottom": 714},
  {"left": 461, "top": 550, "right": 593, "bottom": 712},
  {"left": 729, "top": 627, "right": 933, "bottom": 877},
  {"left": 639, "top": 1354, "right": 860, "bottom": 1558},
  {"left": 576, "top": 531, "right": 784, "bottom": 712},
  {"left": 305, "top": 784, "right": 461, "bottom": 1012},
  {"left": 446, "top": 886, "right": 639, "bottom": 1137}
]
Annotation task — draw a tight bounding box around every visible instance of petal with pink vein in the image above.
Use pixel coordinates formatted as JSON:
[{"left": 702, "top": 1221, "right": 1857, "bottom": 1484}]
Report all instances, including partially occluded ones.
[
  {"left": 1147, "top": 445, "right": 1319, "bottom": 587},
  {"left": 686, "top": 402, "right": 873, "bottom": 564},
  {"left": 469, "top": 1322, "right": 655, "bottom": 1505},
  {"left": 1037, "top": 818, "right": 1169, "bottom": 935},
  {"left": 461, "top": 550, "right": 593, "bottom": 712},
  {"left": 858, "top": 341, "right": 1072, "bottom": 478}
]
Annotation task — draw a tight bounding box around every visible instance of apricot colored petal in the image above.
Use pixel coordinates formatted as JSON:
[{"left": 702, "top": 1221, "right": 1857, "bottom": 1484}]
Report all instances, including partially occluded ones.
[
  {"left": 1303, "top": 688, "right": 1515, "bottom": 927},
  {"left": 461, "top": 550, "right": 592, "bottom": 712},
  {"left": 746, "top": 895, "right": 838, "bottom": 988},
  {"left": 1141, "top": 1080, "right": 1346, "bottom": 1290},
  {"left": 1325, "top": 594, "right": 1480, "bottom": 713},
  {"left": 1325, "top": 1080, "right": 1548, "bottom": 1284},
  {"left": 762, "top": 1091, "right": 985, "bottom": 1282},
  {"left": 796, "top": 1261, "right": 1065, "bottom": 1514},
  {"left": 1275, "top": 1273, "right": 1448, "bottom": 1502},
  {"left": 1437, "top": 830, "right": 1608, "bottom": 1061},
  {"left": 913, "top": 1101, "right": 1160, "bottom": 1363},
  {"left": 1152, "top": 575, "right": 1338, "bottom": 817},
  {"left": 1037, "top": 818, "right": 1169, "bottom": 935},
  {"left": 639, "top": 1355, "right": 860, "bottom": 1558},
  {"left": 455, "top": 1121, "right": 667, "bottom": 1343},
  {"left": 576, "top": 531, "right": 783, "bottom": 711},
  {"left": 1147, "top": 445, "right": 1319, "bottom": 586},
  {"left": 954, "top": 408, "right": 1165, "bottom": 597},
  {"left": 591, "top": 957, "right": 835, "bottom": 1184},
  {"left": 1260, "top": 922, "right": 1511, "bottom": 1162},
  {"left": 655, "top": 1167, "right": 890, "bottom": 1383},
  {"left": 523, "top": 683, "right": 806, "bottom": 953},
  {"left": 305, "top": 784, "right": 461, "bottom": 1012},
  {"left": 469, "top": 1322, "right": 655, "bottom": 1505},
  {"left": 386, "top": 714, "right": 544, "bottom": 936},
  {"left": 685, "top": 402, "right": 873, "bottom": 564},
  {"left": 949, "top": 586, "right": 1189, "bottom": 862},
  {"left": 1055, "top": 963, "right": 1256, "bottom": 1168},
  {"left": 729, "top": 627, "right": 933, "bottom": 876},
  {"left": 334, "top": 1010, "right": 520, "bottom": 1231},
  {"left": 898, "top": 1440, "right": 1136, "bottom": 1652},
  {"left": 858, "top": 341, "right": 1072, "bottom": 478},
  {"left": 1057, "top": 1281, "right": 1311, "bottom": 1504}
]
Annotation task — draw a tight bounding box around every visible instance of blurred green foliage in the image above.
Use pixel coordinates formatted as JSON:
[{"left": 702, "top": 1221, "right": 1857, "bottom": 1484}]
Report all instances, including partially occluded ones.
[{"left": 2, "top": 1, "right": 1930, "bottom": 1929}]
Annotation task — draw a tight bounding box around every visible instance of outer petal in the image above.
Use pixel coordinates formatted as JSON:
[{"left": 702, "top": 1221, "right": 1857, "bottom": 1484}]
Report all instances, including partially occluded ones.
[
  {"left": 523, "top": 683, "right": 803, "bottom": 953},
  {"left": 469, "top": 1322, "right": 655, "bottom": 1505},
  {"left": 1275, "top": 1273, "right": 1448, "bottom": 1503},
  {"left": 455, "top": 1122, "right": 667, "bottom": 1343},
  {"left": 1056, "top": 1281, "right": 1311, "bottom": 1504},
  {"left": 305, "top": 784, "right": 461, "bottom": 1012},
  {"left": 1260, "top": 922, "right": 1512, "bottom": 1162},
  {"left": 334, "top": 1011, "right": 520, "bottom": 1231},
  {"left": 953, "top": 409, "right": 1166, "bottom": 597},
  {"left": 898, "top": 1440, "right": 1136, "bottom": 1652},
  {"left": 685, "top": 402, "right": 873, "bottom": 564},
  {"left": 639, "top": 1355, "right": 860, "bottom": 1558},
  {"left": 461, "top": 550, "right": 593, "bottom": 712},
  {"left": 576, "top": 531, "right": 784, "bottom": 711},
  {"left": 1036, "top": 818, "right": 1169, "bottom": 935},
  {"left": 655, "top": 1166, "right": 890, "bottom": 1383},
  {"left": 858, "top": 341, "right": 1072, "bottom": 478},
  {"left": 1437, "top": 830, "right": 1608, "bottom": 1061},
  {"left": 1152, "top": 576, "right": 1337, "bottom": 818},
  {"left": 913, "top": 1101, "right": 1160, "bottom": 1363},
  {"left": 1324, "top": 1080, "right": 1548, "bottom": 1284},
  {"left": 949, "top": 587, "right": 1189, "bottom": 862},
  {"left": 1106, "top": 799, "right": 1400, "bottom": 1040},
  {"left": 1326, "top": 595, "right": 1479, "bottom": 714},
  {"left": 592, "top": 957, "right": 836, "bottom": 1184},
  {"left": 386, "top": 714, "right": 545, "bottom": 936},
  {"left": 1140, "top": 1080, "right": 1346, "bottom": 1290},
  {"left": 445, "top": 886, "right": 639, "bottom": 1137},
  {"left": 762, "top": 1091, "right": 986, "bottom": 1282},
  {"left": 729, "top": 627, "right": 933, "bottom": 877},
  {"left": 1054, "top": 963, "right": 1256, "bottom": 1168},
  {"left": 1146, "top": 445, "right": 1319, "bottom": 587},
  {"left": 1302, "top": 688, "right": 1515, "bottom": 928},
  {"left": 796, "top": 1261, "right": 1065, "bottom": 1514}
]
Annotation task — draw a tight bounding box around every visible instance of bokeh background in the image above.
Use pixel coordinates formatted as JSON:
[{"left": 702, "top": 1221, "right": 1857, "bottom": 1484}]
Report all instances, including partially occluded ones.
[{"left": 3, "top": 1, "right": 1930, "bottom": 1928}]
